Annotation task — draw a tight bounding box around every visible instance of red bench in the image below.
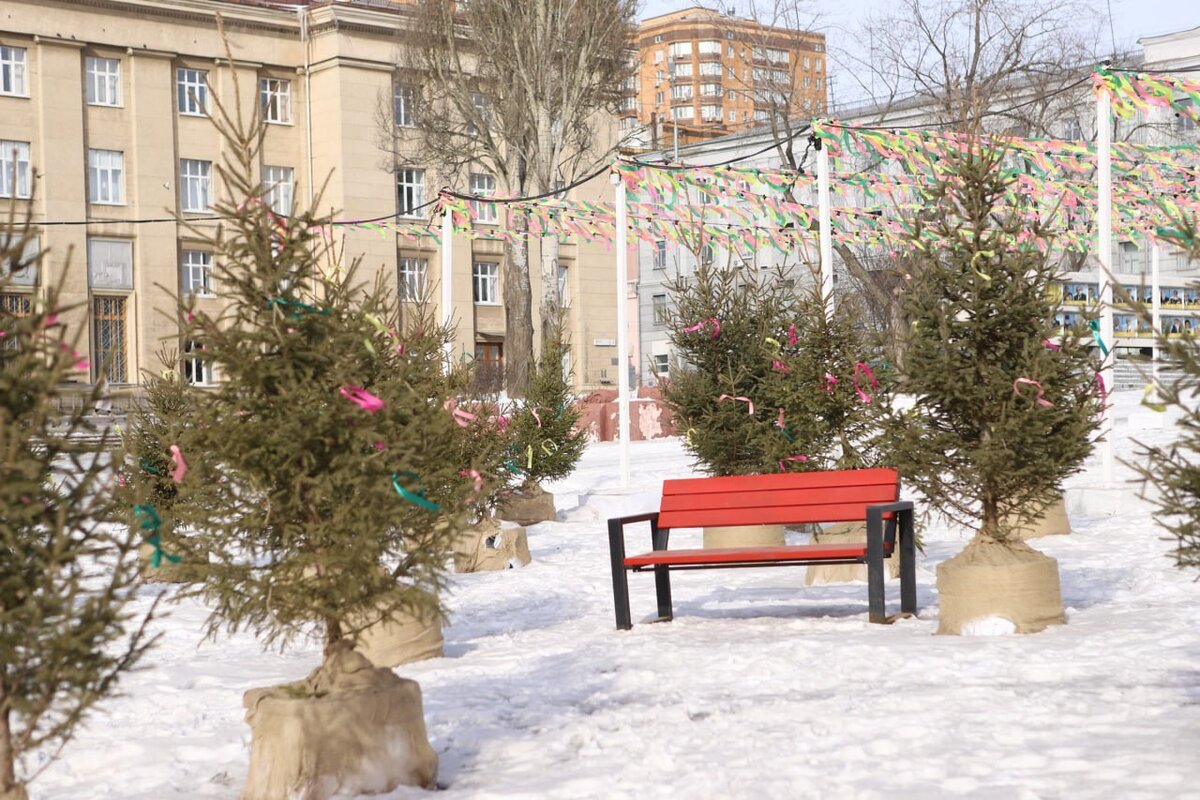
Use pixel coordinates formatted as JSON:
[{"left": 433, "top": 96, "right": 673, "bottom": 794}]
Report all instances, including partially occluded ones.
[{"left": 606, "top": 468, "right": 916, "bottom": 629}]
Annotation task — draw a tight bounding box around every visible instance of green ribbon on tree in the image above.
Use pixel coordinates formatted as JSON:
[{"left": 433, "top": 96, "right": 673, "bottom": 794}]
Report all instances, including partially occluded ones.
[
  {"left": 1088, "top": 319, "right": 1110, "bottom": 356},
  {"left": 137, "top": 457, "right": 162, "bottom": 476},
  {"left": 265, "top": 298, "right": 331, "bottom": 318},
  {"left": 391, "top": 471, "right": 440, "bottom": 512},
  {"left": 133, "top": 504, "right": 181, "bottom": 568}
]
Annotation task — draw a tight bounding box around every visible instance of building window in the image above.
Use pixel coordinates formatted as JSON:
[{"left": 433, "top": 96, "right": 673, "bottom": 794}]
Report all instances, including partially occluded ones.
[
  {"left": 472, "top": 261, "right": 499, "bottom": 305},
  {"left": 88, "top": 149, "right": 124, "bottom": 205},
  {"left": 86, "top": 57, "right": 121, "bottom": 106},
  {"left": 653, "top": 352, "right": 669, "bottom": 375},
  {"left": 87, "top": 238, "right": 133, "bottom": 290},
  {"left": 263, "top": 165, "right": 293, "bottom": 216},
  {"left": 728, "top": 66, "right": 735, "bottom": 78},
  {"left": 700, "top": 105, "right": 721, "bottom": 121},
  {"left": 673, "top": 106, "right": 694, "bottom": 120},
  {"left": 701, "top": 83, "right": 721, "bottom": 97},
  {"left": 656, "top": 70, "right": 664, "bottom": 83},
  {"left": 653, "top": 34, "right": 663, "bottom": 44},
  {"left": 652, "top": 293, "right": 669, "bottom": 325},
  {"left": 182, "top": 250, "right": 213, "bottom": 296},
  {"left": 177, "top": 67, "right": 208, "bottom": 116},
  {"left": 654, "top": 50, "right": 664, "bottom": 63},
  {"left": 701, "top": 242, "right": 715, "bottom": 267},
  {"left": 655, "top": 91, "right": 664, "bottom": 105},
  {"left": 0, "top": 141, "right": 31, "bottom": 199},
  {"left": 467, "top": 91, "right": 488, "bottom": 135},
  {"left": 0, "top": 46, "right": 27, "bottom": 96},
  {"left": 260, "top": 78, "right": 291, "bottom": 124},
  {"left": 394, "top": 84, "right": 417, "bottom": 127},
  {"left": 92, "top": 295, "right": 128, "bottom": 383},
  {"left": 396, "top": 168, "right": 425, "bottom": 217},
  {"left": 182, "top": 340, "right": 214, "bottom": 386},
  {"left": 0, "top": 233, "right": 39, "bottom": 286},
  {"left": 671, "top": 84, "right": 693, "bottom": 101},
  {"left": 728, "top": 108, "right": 736, "bottom": 121},
  {"left": 803, "top": 56, "right": 810, "bottom": 69},
  {"left": 469, "top": 172, "right": 497, "bottom": 223},
  {"left": 669, "top": 42, "right": 692, "bottom": 59},
  {"left": 728, "top": 44, "right": 735, "bottom": 57},
  {"left": 180, "top": 159, "right": 212, "bottom": 212},
  {"left": 698, "top": 40, "right": 721, "bottom": 55},
  {"left": 699, "top": 62, "right": 721, "bottom": 76},
  {"left": 653, "top": 240, "right": 667, "bottom": 270},
  {"left": 557, "top": 261, "right": 570, "bottom": 308},
  {"left": 672, "top": 61, "right": 693, "bottom": 78},
  {"left": 398, "top": 257, "right": 427, "bottom": 302}
]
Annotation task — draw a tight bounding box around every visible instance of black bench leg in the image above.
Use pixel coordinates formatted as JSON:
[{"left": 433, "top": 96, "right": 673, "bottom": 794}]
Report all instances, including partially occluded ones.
[
  {"left": 652, "top": 524, "right": 673, "bottom": 621},
  {"left": 866, "top": 508, "right": 886, "bottom": 623},
  {"left": 608, "top": 519, "right": 633, "bottom": 630},
  {"left": 899, "top": 508, "right": 917, "bottom": 615}
]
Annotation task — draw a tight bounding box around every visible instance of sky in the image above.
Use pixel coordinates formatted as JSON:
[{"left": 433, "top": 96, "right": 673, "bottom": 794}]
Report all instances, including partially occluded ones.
[{"left": 638, "top": 0, "right": 1200, "bottom": 105}]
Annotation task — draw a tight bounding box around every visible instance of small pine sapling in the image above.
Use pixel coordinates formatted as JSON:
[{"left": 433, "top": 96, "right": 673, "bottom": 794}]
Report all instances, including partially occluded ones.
[
  {"left": 885, "top": 149, "right": 1100, "bottom": 541},
  {"left": 167, "top": 84, "right": 475, "bottom": 655},
  {"left": 0, "top": 211, "right": 157, "bottom": 798},
  {"left": 1130, "top": 216, "right": 1200, "bottom": 571},
  {"left": 505, "top": 319, "right": 587, "bottom": 489}
]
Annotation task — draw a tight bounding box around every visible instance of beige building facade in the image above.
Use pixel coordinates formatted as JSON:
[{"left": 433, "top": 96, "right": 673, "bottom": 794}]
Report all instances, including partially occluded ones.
[{"left": 0, "top": 0, "right": 624, "bottom": 402}]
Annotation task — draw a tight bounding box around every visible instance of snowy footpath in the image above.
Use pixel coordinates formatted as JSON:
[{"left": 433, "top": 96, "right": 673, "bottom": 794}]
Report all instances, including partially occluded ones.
[{"left": 36, "top": 390, "right": 1200, "bottom": 799}]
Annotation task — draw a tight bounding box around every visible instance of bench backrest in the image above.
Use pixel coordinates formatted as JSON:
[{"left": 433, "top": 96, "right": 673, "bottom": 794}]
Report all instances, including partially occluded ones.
[{"left": 658, "top": 468, "right": 899, "bottom": 530}]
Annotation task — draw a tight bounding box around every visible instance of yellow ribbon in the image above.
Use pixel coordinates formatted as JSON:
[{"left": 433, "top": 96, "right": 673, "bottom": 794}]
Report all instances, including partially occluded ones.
[
  {"left": 970, "top": 250, "right": 994, "bottom": 282},
  {"left": 1141, "top": 383, "right": 1167, "bottom": 413}
]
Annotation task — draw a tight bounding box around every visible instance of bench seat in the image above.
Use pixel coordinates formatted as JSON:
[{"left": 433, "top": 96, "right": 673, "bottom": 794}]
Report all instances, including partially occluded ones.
[{"left": 624, "top": 542, "right": 891, "bottom": 570}]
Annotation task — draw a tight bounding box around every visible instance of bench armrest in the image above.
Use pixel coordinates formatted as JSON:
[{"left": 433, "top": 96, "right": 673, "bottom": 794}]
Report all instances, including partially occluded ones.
[
  {"left": 608, "top": 511, "right": 661, "bottom": 528},
  {"left": 865, "top": 501, "right": 914, "bottom": 553}
]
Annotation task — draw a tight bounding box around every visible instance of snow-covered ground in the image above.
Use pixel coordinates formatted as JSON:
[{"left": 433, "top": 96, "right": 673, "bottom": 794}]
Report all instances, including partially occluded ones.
[{"left": 35, "top": 390, "right": 1200, "bottom": 799}]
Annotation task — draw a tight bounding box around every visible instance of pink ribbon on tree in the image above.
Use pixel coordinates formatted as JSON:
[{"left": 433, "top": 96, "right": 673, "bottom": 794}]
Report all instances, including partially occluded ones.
[
  {"left": 718, "top": 394, "right": 755, "bottom": 415},
  {"left": 1043, "top": 339, "right": 1062, "bottom": 351},
  {"left": 338, "top": 385, "right": 384, "bottom": 413},
  {"left": 775, "top": 408, "right": 787, "bottom": 429},
  {"left": 683, "top": 317, "right": 721, "bottom": 338},
  {"left": 853, "top": 362, "right": 878, "bottom": 404},
  {"left": 443, "top": 398, "right": 477, "bottom": 428},
  {"left": 779, "top": 455, "right": 809, "bottom": 471},
  {"left": 169, "top": 444, "right": 188, "bottom": 483},
  {"left": 1012, "top": 378, "right": 1055, "bottom": 408},
  {"left": 460, "top": 468, "right": 484, "bottom": 493},
  {"left": 824, "top": 372, "right": 838, "bottom": 393},
  {"left": 787, "top": 323, "right": 798, "bottom": 346},
  {"left": 1095, "top": 372, "right": 1108, "bottom": 409},
  {"left": 771, "top": 359, "right": 790, "bottom": 373},
  {"left": 496, "top": 414, "right": 510, "bottom": 433},
  {"left": 530, "top": 407, "right": 543, "bottom": 428}
]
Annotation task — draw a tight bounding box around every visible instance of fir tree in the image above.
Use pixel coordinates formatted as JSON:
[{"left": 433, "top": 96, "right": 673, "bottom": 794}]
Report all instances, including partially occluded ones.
[
  {"left": 659, "top": 261, "right": 885, "bottom": 476},
  {"left": 505, "top": 319, "right": 586, "bottom": 488},
  {"left": 1130, "top": 217, "right": 1200, "bottom": 571},
  {"left": 0, "top": 210, "right": 157, "bottom": 798},
  {"left": 118, "top": 348, "right": 191, "bottom": 573},
  {"left": 166, "top": 90, "right": 477, "bottom": 653},
  {"left": 883, "top": 148, "right": 1100, "bottom": 540}
]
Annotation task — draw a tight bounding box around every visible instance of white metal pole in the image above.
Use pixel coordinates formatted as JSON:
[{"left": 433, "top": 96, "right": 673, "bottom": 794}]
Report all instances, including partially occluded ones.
[
  {"left": 1096, "top": 88, "right": 1115, "bottom": 482},
  {"left": 816, "top": 128, "right": 835, "bottom": 318},
  {"left": 1151, "top": 244, "right": 1161, "bottom": 383},
  {"left": 613, "top": 172, "right": 632, "bottom": 489},
  {"left": 441, "top": 204, "right": 454, "bottom": 366}
]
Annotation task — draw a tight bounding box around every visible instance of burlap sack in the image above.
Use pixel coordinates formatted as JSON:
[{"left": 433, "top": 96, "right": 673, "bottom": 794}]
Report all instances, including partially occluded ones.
[
  {"left": 353, "top": 599, "right": 444, "bottom": 670},
  {"left": 1, "top": 784, "right": 29, "bottom": 800},
  {"left": 497, "top": 482, "right": 557, "bottom": 525},
  {"left": 242, "top": 642, "right": 437, "bottom": 800},
  {"left": 1003, "top": 496, "right": 1071, "bottom": 539},
  {"left": 454, "top": 517, "right": 532, "bottom": 572},
  {"left": 936, "top": 536, "right": 1066, "bottom": 635},
  {"left": 702, "top": 524, "right": 785, "bottom": 549},
  {"left": 138, "top": 542, "right": 194, "bottom": 584},
  {"left": 804, "top": 522, "right": 901, "bottom": 585}
]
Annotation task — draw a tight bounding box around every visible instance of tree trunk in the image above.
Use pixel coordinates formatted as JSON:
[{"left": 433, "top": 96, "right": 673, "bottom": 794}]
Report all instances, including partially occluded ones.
[
  {"left": 539, "top": 233, "right": 561, "bottom": 349},
  {"left": 504, "top": 216, "right": 534, "bottom": 397},
  {"left": 0, "top": 682, "right": 21, "bottom": 800},
  {"left": 324, "top": 616, "right": 344, "bottom": 656}
]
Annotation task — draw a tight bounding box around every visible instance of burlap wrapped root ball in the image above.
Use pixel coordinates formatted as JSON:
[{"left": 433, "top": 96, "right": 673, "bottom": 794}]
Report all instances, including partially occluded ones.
[
  {"left": 804, "top": 522, "right": 902, "bottom": 585},
  {"left": 454, "top": 516, "right": 531, "bottom": 573},
  {"left": 1002, "top": 496, "right": 1071, "bottom": 539},
  {"left": 702, "top": 524, "right": 785, "bottom": 549},
  {"left": 352, "top": 590, "right": 444, "bottom": 670},
  {"left": 936, "top": 536, "right": 1066, "bottom": 635},
  {"left": 497, "top": 482, "right": 557, "bottom": 526},
  {"left": 241, "top": 642, "right": 438, "bottom": 800}
]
